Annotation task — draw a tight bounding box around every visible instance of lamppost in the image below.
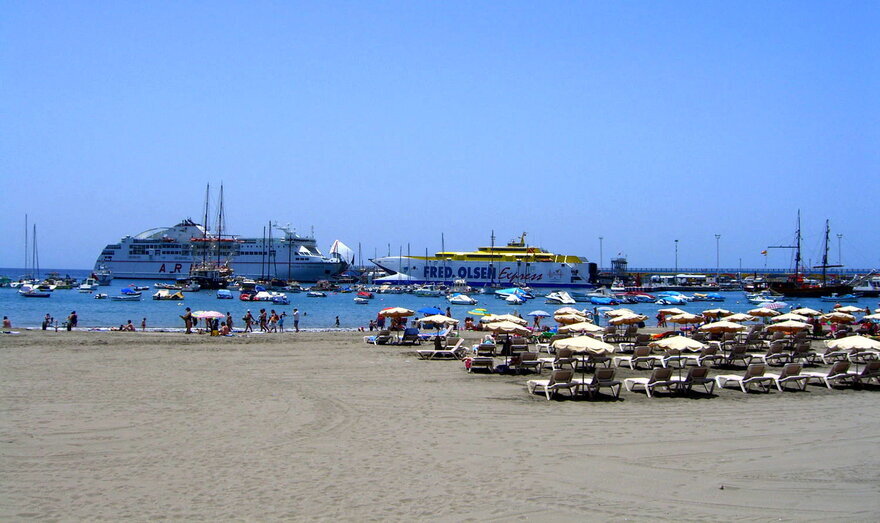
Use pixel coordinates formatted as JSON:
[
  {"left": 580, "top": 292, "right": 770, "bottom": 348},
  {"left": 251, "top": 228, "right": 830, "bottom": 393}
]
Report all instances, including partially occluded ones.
[
  {"left": 715, "top": 234, "right": 721, "bottom": 280},
  {"left": 599, "top": 237, "right": 604, "bottom": 271},
  {"left": 674, "top": 239, "right": 679, "bottom": 273}
]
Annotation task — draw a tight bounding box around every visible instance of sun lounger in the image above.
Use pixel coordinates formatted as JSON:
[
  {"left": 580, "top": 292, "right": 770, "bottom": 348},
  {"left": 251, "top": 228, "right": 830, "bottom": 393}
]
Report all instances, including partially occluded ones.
[
  {"left": 574, "top": 367, "right": 622, "bottom": 399},
  {"left": 807, "top": 345, "right": 849, "bottom": 365},
  {"left": 764, "top": 363, "right": 810, "bottom": 391},
  {"left": 399, "top": 327, "right": 423, "bottom": 346},
  {"left": 670, "top": 366, "right": 715, "bottom": 395},
  {"left": 526, "top": 369, "right": 578, "bottom": 400},
  {"left": 658, "top": 349, "right": 688, "bottom": 369},
  {"left": 721, "top": 344, "right": 754, "bottom": 368},
  {"left": 466, "top": 356, "right": 495, "bottom": 373},
  {"left": 473, "top": 341, "right": 497, "bottom": 356},
  {"left": 613, "top": 346, "right": 657, "bottom": 370},
  {"left": 751, "top": 341, "right": 792, "bottom": 366},
  {"left": 537, "top": 347, "right": 576, "bottom": 371},
  {"left": 802, "top": 361, "right": 852, "bottom": 389},
  {"left": 418, "top": 326, "right": 451, "bottom": 342},
  {"left": 682, "top": 346, "right": 724, "bottom": 368},
  {"left": 715, "top": 364, "right": 774, "bottom": 393},
  {"left": 850, "top": 360, "right": 880, "bottom": 385},
  {"left": 512, "top": 351, "right": 543, "bottom": 374},
  {"left": 624, "top": 367, "right": 675, "bottom": 398},
  {"left": 416, "top": 338, "right": 466, "bottom": 360},
  {"left": 363, "top": 330, "right": 394, "bottom": 345}
]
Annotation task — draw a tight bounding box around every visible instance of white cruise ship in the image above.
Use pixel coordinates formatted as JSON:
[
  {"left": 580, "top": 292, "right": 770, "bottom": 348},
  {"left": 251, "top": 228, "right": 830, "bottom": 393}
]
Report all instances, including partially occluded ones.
[
  {"left": 94, "top": 220, "right": 348, "bottom": 281},
  {"left": 371, "top": 233, "right": 596, "bottom": 289}
]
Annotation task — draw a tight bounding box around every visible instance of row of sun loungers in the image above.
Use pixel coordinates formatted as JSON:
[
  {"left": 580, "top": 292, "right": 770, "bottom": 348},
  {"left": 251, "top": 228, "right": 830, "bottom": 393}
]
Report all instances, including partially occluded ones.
[{"left": 525, "top": 361, "right": 880, "bottom": 400}]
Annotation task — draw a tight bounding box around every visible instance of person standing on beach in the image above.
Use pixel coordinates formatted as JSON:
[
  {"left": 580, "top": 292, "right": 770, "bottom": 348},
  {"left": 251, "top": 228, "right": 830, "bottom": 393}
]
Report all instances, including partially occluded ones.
[
  {"left": 67, "top": 311, "right": 77, "bottom": 331},
  {"left": 335, "top": 316, "right": 340, "bottom": 327},
  {"left": 293, "top": 308, "right": 300, "bottom": 332},
  {"left": 226, "top": 312, "right": 233, "bottom": 331},
  {"left": 141, "top": 317, "right": 147, "bottom": 331},
  {"left": 268, "top": 310, "right": 278, "bottom": 333},
  {"left": 278, "top": 311, "right": 286, "bottom": 332},
  {"left": 42, "top": 313, "right": 51, "bottom": 330},
  {"left": 243, "top": 310, "right": 254, "bottom": 332},
  {"left": 181, "top": 307, "right": 193, "bottom": 334},
  {"left": 259, "top": 309, "right": 268, "bottom": 332}
]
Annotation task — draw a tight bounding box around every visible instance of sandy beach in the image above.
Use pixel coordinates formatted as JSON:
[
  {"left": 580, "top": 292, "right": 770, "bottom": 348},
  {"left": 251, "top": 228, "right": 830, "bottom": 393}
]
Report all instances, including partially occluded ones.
[{"left": 2, "top": 330, "right": 879, "bottom": 520}]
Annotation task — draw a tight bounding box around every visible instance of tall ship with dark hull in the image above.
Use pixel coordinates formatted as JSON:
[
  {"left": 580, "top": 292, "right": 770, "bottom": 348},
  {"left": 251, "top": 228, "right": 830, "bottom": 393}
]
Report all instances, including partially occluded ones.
[{"left": 94, "top": 220, "right": 348, "bottom": 281}]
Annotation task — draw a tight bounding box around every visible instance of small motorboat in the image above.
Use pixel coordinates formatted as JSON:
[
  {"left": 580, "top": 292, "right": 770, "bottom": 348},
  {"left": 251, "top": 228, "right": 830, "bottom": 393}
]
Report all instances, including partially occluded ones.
[
  {"left": 545, "top": 291, "right": 576, "bottom": 305},
  {"left": 153, "top": 289, "right": 184, "bottom": 300},
  {"left": 78, "top": 278, "right": 100, "bottom": 292},
  {"left": 354, "top": 297, "right": 369, "bottom": 304},
  {"left": 820, "top": 293, "right": 859, "bottom": 303},
  {"left": 307, "top": 291, "right": 326, "bottom": 297},
  {"left": 216, "top": 289, "right": 233, "bottom": 299},
  {"left": 448, "top": 293, "right": 478, "bottom": 305},
  {"left": 356, "top": 291, "right": 374, "bottom": 300},
  {"left": 128, "top": 285, "right": 150, "bottom": 292},
  {"left": 111, "top": 293, "right": 141, "bottom": 301},
  {"left": 94, "top": 293, "right": 108, "bottom": 299},
  {"left": 693, "top": 292, "right": 725, "bottom": 302},
  {"left": 18, "top": 284, "right": 51, "bottom": 298}
]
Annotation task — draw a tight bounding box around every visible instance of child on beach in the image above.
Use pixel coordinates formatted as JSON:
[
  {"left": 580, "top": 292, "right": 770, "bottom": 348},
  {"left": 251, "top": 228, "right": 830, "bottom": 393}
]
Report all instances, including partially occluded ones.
[{"left": 141, "top": 318, "right": 147, "bottom": 331}]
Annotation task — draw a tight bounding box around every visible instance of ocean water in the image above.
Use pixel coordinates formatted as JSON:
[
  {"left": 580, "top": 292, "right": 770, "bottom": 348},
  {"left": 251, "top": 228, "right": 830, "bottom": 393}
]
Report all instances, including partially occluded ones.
[{"left": 1, "top": 268, "right": 876, "bottom": 330}]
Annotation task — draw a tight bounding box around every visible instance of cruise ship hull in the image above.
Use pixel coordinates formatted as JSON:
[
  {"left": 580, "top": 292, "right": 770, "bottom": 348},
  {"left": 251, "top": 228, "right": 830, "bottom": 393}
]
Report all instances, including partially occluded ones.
[
  {"left": 371, "top": 256, "right": 595, "bottom": 289},
  {"left": 97, "top": 258, "right": 345, "bottom": 281}
]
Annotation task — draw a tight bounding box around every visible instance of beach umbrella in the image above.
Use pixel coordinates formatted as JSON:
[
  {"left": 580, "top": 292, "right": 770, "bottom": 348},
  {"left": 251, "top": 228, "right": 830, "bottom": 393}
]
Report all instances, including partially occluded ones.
[
  {"left": 191, "top": 310, "right": 226, "bottom": 319},
  {"left": 467, "top": 308, "right": 490, "bottom": 316},
  {"left": 863, "top": 313, "right": 880, "bottom": 321},
  {"left": 757, "top": 301, "right": 787, "bottom": 310},
  {"left": 834, "top": 305, "right": 865, "bottom": 314},
  {"left": 490, "top": 314, "right": 528, "bottom": 325},
  {"left": 771, "top": 313, "right": 810, "bottom": 323},
  {"left": 825, "top": 335, "right": 880, "bottom": 351},
  {"left": 748, "top": 307, "right": 780, "bottom": 318},
  {"left": 552, "top": 335, "right": 614, "bottom": 354},
  {"left": 378, "top": 307, "right": 415, "bottom": 318},
  {"left": 765, "top": 320, "right": 810, "bottom": 333},
  {"left": 415, "top": 314, "right": 459, "bottom": 325},
  {"left": 666, "top": 313, "right": 703, "bottom": 324},
  {"left": 418, "top": 306, "right": 443, "bottom": 315},
  {"left": 649, "top": 336, "right": 706, "bottom": 352},
  {"left": 658, "top": 307, "right": 687, "bottom": 316},
  {"left": 609, "top": 313, "right": 647, "bottom": 326},
  {"left": 702, "top": 308, "right": 731, "bottom": 318},
  {"left": 558, "top": 321, "right": 604, "bottom": 334},
  {"left": 819, "top": 312, "right": 856, "bottom": 324},
  {"left": 699, "top": 321, "right": 747, "bottom": 333},
  {"left": 555, "top": 313, "right": 587, "bottom": 325},
  {"left": 554, "top": 307, "right": 583, "bottom": 316},
  {"left": 484, "top": 321, "right": 531, "bottom": 335},
  {"left": 527, "top": 310, "right": 551, "bottom": 318},
  {"left": 604, "top": 308, "right": 635, "bottom": 318},
  {"left": 790, "top": 307, "right": 822, "bottom": 317},
  {"left": 724, "top": 313, "right": 755, "bottom": 323}
]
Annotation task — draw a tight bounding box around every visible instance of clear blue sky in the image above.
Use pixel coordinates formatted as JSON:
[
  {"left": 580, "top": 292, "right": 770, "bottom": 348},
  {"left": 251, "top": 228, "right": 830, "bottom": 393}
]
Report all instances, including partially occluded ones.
[{"left": 2, "top": 1, "right": 878, "bottom": 270}]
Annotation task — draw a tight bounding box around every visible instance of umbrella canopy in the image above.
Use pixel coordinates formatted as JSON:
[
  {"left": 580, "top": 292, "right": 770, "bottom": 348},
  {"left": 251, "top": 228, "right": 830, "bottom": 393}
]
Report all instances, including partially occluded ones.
[
  {"left": 699, "top": 321, "right": 747, "bottom": 333},
  {"left": 555, "top": 313, "right": 588, "bottom": 325},
  {"left": 418, "top": 306, "right": 443, "bottom": 315},
  {"left": 658, "top": 307, "right": 687, "bottom": 316},
  {"left": 702, "top": 308, "right": 732, "bottom": 318},
  {"left": 554, "top": 307, "right": 583, "bottom": 316},
  {"left": 649, "top": 336, "right": 706, "bottom": 352},
  {"left": 558, "top": 321, "right": 604, "bottom": 334},
  {"left": 766, "top": 320, "right": 810, "bottom": 333},
  {"left": 863, "top": 313, "right": 880, "bottom": 321},
  {"left": 771, "top": 313, "right": 810, "bottom": 323},
  {"left": 748, "top": 307, "right": 780, "bottom": 317},
  {"left": 378, "top": 307, "right": 415, "bottom": 318},
  {"left": 467, "top": 308, "right": 490, "bottom": 316},
  {"left": 491, "top": 314, "right": 528, "bottom": 325},
  {"left": 609, "top": 313, "right": 648, "bottom": 326},
  {"left": 191, "top": 310, "right": 226, "bottom": 319},
  {"left": 415, "top": 314, "right": 459, "bottom": 325},
  {"left": 666, "top": 313, "right": 704, "bottom": 324},
  {"left": 834, "top": 305, "right": 865, "bottom": 314},
  {"left": 604, "top": 308, "right": 635, "bottom": 318},
  {"left": 825, "top": 335, "right": 880, "bottom": 351},
  {"left": 724, "top": 313, "right": 755, "bottom": 323},
  {"left": 552, "top": 335, "right": 615, "bottom": 355},
  {"left": 790, "top": 307, "right": 822, "bottom": 317},
  {"left": 484, "top": 321, "right": 531, "bottom": 334},
  {"left": 819, "top": 312, "right": 855, "bottom": 324},
  {"left": 527, "top": 310, "right": 551, "bottom": 318}
]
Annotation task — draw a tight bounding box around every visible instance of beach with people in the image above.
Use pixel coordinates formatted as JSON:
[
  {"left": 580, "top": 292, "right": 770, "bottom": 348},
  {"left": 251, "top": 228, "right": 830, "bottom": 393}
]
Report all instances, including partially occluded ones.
[{"left": 2, "top": 328, "right": 879, "bottom": 520}]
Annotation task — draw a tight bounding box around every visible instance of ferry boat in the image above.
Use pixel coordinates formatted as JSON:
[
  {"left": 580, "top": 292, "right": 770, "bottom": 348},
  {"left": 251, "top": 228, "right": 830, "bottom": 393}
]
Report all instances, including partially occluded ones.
[
  {"left": 370, "top": 233, "right": 596, "bottom": 289},
  {"left": 94, "top": 220, "right": 348, "bottom": 281}
]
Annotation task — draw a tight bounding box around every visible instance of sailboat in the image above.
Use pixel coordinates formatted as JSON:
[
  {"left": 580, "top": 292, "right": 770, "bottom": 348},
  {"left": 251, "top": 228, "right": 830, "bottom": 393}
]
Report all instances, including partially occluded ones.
[
  {"left": 767, "top": 214, "right": 853, "bottom": 298},
  {"left": 19, "top": 223, "right": 51, "bottom": 297},
  {"left": 189, "top": 184, "right": 233, "bottom": 289}
]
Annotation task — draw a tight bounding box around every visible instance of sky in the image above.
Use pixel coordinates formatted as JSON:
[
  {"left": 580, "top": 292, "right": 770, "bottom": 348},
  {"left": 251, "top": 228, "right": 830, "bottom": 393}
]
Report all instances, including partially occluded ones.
[{"left": 1, "top": 1, "right": 878, "bottom": 271}]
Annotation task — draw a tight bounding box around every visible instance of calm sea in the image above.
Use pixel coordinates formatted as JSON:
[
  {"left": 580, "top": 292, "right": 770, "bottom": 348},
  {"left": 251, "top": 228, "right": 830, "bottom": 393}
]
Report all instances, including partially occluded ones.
[{"left": 1, "top": 267, "right": 875, "bottom": 329}]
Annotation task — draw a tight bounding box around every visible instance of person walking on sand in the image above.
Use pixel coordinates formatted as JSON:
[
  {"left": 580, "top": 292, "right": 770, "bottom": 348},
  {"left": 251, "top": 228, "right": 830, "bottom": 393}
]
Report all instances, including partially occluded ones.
[
  {"left": 293, "top": 308, "right": 300, "bottom": 332},
  {"left": 141, "top": 317, "right": 147, "bottom": 332},
  {"left": 42, "top": 313, "right": 51, "bottom": 330},
  {"left": 226, "top": 312, "right": 233, "bottom": 331},
  {"left": 269, "top": 310, "right": 278, "bottom": 333},
  {"left": 259, "top": 309, "right": 268, "bottom": 332},
  {"left": 335, "top": 315, "right": 340, "bottom": 327},
  {"left": 656, "top": 312, "right": 667, "bottom": 328},
  {"left": 278, "top": 311, "right": 286, "bottom": 332},
  {"left": 243, "top": 310, "right": 254, "bottom": 332},
  {"left": 181, "top": 307, "right": 193, "bottom": 334},
  {"left": 67, "top": 311, "right": 78, "bottom": 331}
]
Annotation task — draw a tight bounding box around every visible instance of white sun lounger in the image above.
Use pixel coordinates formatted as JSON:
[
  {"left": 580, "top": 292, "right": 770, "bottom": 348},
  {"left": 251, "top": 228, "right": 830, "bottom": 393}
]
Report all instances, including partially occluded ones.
[
  {"left": 764, "top": 363, "right": 810, "bottom": 391},
  {"left": 624, "top": 367, "right": 675, "bottom": 398},
  {"left": 715, "top": 364, "right": 774, "bottom": 393},
  {"left": 802, "top": 361, "right": 853, "bottom": 389},
  {"left": 527, "top": 369, "right": 578, "bottom": 400},
  {"left": 416, "top": 338, "right": 466, "bottom": 360}
]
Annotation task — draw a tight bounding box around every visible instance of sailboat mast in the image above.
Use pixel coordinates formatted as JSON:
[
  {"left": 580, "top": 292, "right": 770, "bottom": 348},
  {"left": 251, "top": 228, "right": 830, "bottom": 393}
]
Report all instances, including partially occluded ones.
[
  {"left": 24, "top": 214, "right": 28, "bottom": 276},
  {"left": 821, "top": 220, "right": 830, "bottom": 286},
  {"left": 216, "top": 184, "right": 224, "bottom": 266},
  {"left": 794, "top": 211, "right": 802, "bottom": 282},
  {"left": 202, "top": 183, "right": 210, "bottom": 264},
  {"left": 33, "top": 224, "right": 39, "bottom": 279}
]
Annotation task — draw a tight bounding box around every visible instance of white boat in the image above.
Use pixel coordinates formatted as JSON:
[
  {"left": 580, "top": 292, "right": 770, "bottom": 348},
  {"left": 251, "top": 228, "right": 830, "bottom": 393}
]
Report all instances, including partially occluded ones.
[
  {"left": 354, "top": 297, "right": 369, "bottom": 304},
  {"left": 307, "top": 291, "right": 326, "bottom": 297},
  {"left": 505, "top": 294, "right": 525, "bottom": 305},
  {"left": 94, "top": 293, "right": 108, "bottom": 299},
  {"left": 78, "top": 278, "right": 100, "bottom": 292},
  {"left": 110, "top": 293, "right": 141, "bottom": 301},
  {"left": 545, "top": 291, "right": 576, "bottom": 304},
  {"left": 152, "top": 289, "right": 184, "bottom": 300},
  {"left": 18, "top": 284, "right": 51, "bottom": 298},
  {"left": 447, "top": 293, "right": 477, "bottom": 305}
]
